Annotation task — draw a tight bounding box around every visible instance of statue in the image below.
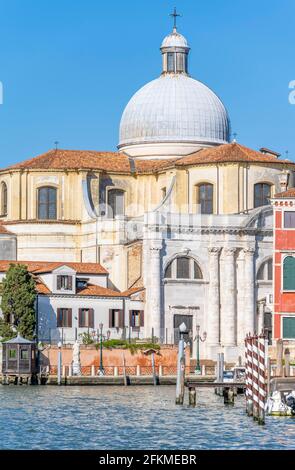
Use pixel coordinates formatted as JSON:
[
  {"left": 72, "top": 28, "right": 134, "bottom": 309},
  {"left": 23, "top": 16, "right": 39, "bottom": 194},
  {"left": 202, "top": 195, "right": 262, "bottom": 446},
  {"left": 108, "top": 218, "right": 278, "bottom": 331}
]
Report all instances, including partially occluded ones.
[{"left": 72, "top": 340, "right": 81, "bottom": 376}]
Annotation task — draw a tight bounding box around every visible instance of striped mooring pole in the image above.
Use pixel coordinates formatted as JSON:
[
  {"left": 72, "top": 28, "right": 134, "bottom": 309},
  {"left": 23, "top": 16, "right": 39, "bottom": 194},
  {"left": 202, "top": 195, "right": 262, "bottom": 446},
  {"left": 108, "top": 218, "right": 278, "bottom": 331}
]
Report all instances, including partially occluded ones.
[{"left": 245, "top": 333, "right": 267, "bottom": 425}]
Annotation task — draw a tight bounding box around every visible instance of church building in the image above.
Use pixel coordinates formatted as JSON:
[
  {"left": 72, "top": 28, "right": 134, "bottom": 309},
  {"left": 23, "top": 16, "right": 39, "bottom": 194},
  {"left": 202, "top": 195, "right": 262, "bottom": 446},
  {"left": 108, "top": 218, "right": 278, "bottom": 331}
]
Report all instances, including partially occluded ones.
[{"left": 0, "top": 20, "right": 294, "bottom": 361}]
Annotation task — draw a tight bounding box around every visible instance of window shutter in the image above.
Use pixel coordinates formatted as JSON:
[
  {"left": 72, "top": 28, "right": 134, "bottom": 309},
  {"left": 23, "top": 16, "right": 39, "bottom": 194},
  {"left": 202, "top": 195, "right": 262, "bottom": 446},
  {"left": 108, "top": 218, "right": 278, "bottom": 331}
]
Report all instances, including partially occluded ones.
[
  {"left": 119, "top": 309, "right": 124, "bottom": 328},
  {"left": 89, "top": 309, "right": 94, "bottom": 328},
  {"left": 78, "top": 309, "right": 82, "bottom": 327},
  {"left": 57, "top": 308, "right": 62, "bottom": 327},
  {"left": 68, "top": 276, "right": 72, "bottom": 290},
  {"left": 57, "top": 276, "right": 61, "bottom": 290},
  {"left": 283, "top": 257, "right": 295, "bottom": 291},
  {"left": 129, "top": 310, "right": 133, "bottom": 327},
  {"left": 140, "top": 310, "right": 144, "bottom": 327},
  {"left": 283, "top": 317, "right": 295, "bottom": 339},
  {"left": 67, "top": 309, "right": 72, "bottom": 328},
  {"left": 109, "top": 309, "right": 113, "bottom": 328}
]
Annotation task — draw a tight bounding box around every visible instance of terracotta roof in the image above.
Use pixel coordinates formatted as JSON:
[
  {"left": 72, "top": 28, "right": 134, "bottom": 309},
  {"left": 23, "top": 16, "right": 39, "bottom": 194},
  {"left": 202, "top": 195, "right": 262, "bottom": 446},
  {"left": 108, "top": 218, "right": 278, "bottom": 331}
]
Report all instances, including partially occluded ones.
[
  {"left": 76, "top": 283, "right": 124, "bottom": 297},
  {"left": 2, "top": 143, "right": 293, "bottom": 176},
  {"left": 35, "top": 279, "right": 51, "bottom": 294},
  {"left": 0, "top": 223, "right": 13, "bottom": 234},
  {"left": 3, "top": 149, "right": 174, "bottom": 175},
  {"left": 174, "top": 143, "right": 295, "bottom": 167},
  {"left": 121, "top": 286, "right": 145, "bottom": 297},
  {"left": 274, "top": 188, "right": 295, "bottom": 198},
  {"left": 0, "top": 260, "right": 108, "bottom": 275}
]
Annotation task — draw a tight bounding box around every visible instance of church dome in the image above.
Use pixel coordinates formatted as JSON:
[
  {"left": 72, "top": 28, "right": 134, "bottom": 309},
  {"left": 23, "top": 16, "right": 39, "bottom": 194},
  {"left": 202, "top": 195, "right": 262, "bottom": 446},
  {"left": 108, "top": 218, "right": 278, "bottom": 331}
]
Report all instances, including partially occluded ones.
[{"left": 118, "top": 25, "right": 230, "bottom": 158}]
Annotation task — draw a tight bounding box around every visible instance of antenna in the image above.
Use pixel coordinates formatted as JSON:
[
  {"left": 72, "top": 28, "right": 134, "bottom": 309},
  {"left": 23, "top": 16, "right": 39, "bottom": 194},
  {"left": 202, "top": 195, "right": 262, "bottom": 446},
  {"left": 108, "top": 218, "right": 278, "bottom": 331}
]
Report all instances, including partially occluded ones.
[{"left": 54, "top": 141, "right": 59, "bottom": 150}]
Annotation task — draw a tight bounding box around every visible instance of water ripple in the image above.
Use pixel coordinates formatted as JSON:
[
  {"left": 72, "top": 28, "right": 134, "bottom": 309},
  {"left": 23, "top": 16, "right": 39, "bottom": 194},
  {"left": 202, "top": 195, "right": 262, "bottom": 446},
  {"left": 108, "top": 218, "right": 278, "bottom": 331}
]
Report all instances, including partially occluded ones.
[{"left": 0, "top": 385, "right": 295, "bottom": 449}]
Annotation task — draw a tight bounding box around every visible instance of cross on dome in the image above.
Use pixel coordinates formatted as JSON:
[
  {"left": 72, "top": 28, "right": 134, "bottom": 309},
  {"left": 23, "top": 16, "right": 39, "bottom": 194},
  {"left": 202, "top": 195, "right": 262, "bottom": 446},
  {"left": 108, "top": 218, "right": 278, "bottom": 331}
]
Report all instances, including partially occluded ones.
[{"left": 170, "top": 7, "right": 182, "bottom": 31}]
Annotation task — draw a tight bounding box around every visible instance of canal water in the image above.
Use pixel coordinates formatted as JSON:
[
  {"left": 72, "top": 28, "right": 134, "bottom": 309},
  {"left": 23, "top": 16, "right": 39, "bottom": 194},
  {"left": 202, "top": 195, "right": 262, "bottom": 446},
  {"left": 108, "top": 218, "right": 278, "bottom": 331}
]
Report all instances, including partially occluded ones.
[{"left": 0, "top": 385, "right": 294, "bottom": 450}]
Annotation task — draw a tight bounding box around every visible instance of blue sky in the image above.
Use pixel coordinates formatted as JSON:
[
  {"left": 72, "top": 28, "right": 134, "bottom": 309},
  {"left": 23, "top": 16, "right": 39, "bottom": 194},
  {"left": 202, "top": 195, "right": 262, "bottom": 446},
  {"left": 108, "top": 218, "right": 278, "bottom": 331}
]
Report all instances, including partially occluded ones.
[{"left": 0, "top": 0, "right": 294, "bottom": 166}]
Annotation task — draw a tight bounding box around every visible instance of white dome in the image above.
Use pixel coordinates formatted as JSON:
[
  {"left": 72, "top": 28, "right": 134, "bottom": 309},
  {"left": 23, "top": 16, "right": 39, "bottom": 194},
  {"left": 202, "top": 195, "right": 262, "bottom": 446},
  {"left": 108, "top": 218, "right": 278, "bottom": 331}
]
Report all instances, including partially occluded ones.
[
  {"left": 161, "top": 30, "right": 189, "bottom": 49},
  {"left": 118, "top": 74, "right": 230, "bottom": 157}
]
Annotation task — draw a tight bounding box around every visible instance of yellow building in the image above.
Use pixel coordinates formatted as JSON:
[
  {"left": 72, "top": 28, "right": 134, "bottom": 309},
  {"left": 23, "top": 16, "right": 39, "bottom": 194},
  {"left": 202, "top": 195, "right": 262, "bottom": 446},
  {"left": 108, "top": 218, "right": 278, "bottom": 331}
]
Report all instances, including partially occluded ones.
[{"left": 0, "top": 23, "right": 294, "bottom": 360}]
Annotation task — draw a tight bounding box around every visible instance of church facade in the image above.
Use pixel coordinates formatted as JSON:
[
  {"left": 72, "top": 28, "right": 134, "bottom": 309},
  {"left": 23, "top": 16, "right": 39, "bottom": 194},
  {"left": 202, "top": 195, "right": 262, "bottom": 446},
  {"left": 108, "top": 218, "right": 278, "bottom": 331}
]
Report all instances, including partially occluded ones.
[{"left": 0, "top": 24, "right": 294, "bottom": 361}]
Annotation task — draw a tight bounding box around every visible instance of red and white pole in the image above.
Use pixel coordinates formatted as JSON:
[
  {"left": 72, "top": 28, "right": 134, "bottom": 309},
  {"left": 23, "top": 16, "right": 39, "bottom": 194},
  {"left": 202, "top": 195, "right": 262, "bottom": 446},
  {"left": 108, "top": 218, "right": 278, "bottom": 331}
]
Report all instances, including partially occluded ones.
[{"left": 258, "top": 334, "right": 267, "bottom": 425}]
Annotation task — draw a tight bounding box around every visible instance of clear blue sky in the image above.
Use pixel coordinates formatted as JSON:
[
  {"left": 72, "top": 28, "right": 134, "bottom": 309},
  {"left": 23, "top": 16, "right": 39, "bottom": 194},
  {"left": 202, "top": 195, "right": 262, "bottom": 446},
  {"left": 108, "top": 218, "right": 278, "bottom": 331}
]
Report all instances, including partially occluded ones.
[{"left": 0, "top": 0, "right": 294, "bottom": 166}]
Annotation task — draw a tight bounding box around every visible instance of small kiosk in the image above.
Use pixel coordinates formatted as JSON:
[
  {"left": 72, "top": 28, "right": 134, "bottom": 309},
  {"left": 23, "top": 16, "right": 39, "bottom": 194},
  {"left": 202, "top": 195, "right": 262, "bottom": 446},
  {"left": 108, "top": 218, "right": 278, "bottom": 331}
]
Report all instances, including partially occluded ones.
[{"left": 2, "top": 334, "right": 37, "bottom": 384}]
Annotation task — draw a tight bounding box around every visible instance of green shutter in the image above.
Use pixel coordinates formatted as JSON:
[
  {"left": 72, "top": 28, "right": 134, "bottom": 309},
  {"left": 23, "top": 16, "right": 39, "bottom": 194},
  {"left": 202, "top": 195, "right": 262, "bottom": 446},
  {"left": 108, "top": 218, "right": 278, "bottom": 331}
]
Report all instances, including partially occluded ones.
[
  {"left": 283, "top": 256, "right": 295, "bottom": 290},
  {"left": 283, "top": 317, "right": 295, "bottom": 339}
]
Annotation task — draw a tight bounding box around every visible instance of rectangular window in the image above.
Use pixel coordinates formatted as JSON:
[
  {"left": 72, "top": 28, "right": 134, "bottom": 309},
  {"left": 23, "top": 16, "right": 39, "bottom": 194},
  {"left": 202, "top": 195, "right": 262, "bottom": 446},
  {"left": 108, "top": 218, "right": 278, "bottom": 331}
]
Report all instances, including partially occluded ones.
[
  {"left": 284, "top": 211, "right": 295, "bottom": 229},
  {"left": 283, "top": 317, "right": 295, "bottom": 339},
  {"left": 57, "top": 309, "right": 72, "bottom": 327},
  {"left": 167, "top": 53, "right": 175, "bottom": 72},
  {"left": 57, "top": 275, "right": 73, "bottom": 291},
  {"left": 109, "top": 309, "right": 121, "bottom": 328},
  {"left": 20, "top": 349, "right": 29, "bottom": 360},
  {"left": 129, "top": 310, "right": 144, "bottom": 328},
  {"left": 9, "top": 349, "right": 17, "bottom": 359},
  {"left": 78, "top": 308, "right": 94, "bottom": 328},
  {"left": 198, "top": 184, "right": 213, "bottom": 214}
]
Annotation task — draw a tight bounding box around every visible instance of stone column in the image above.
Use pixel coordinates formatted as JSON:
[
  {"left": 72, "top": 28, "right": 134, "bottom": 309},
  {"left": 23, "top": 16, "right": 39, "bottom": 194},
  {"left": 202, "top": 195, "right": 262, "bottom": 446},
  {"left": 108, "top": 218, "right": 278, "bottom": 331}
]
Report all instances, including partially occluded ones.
[
  {"left": 220, "top": 247, "right": 237, "bottom": 347},
  {"left": 243, "top": 247, "right": 256, "bottom": 336},
  {"left": 146, "top": 240, "right": 162, "bottom": 340},
  {"left": 207, "top": 247, "right": 221, "bottom": 351}
]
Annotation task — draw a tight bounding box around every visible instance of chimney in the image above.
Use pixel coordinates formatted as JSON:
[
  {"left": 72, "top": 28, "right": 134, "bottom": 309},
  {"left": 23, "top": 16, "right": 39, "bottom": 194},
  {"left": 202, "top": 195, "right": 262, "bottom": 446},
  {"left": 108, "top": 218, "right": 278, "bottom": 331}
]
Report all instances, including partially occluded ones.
[
  {"left": 279, "top": 171, "right": 290, "bottom": 192},
  {"left": 260, "top": 147, "right": 281, "bottom": 158}
]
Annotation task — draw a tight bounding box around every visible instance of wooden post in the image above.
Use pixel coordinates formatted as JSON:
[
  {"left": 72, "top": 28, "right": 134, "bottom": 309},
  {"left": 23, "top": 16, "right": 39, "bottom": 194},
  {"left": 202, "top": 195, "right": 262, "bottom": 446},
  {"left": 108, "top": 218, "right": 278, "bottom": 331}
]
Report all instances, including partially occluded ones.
[
  {"left": 267, "top": 358, "right": 271, "bottom": 398},
  {"left": 276, "top": 339, "right": 284, "bottom": 377},
  {"left": 284, "top": 348, "right": 290, "bottom": 377},
  {"left": 136, "top": 365, "right": 140, "bottom": 377},
  {"left": 224, "top": 387, "right": 234, "bottom": 405},
  {"left": 176, "top": 335, "right": 185, "bottom": 405},
  {"left": 151, "top": 352, "right": 157, "bottom": 386},
  {"left": 114, "top": 366, "right": 118, "bottom": 377},
  {"left": 189, "top": 386, "right": 196, "bottom": 407},
  {"left": 91, "top": 365, "right": 95, "bottom": 377},
  {"left": 159, "top": 365, "right": 163, "bottom": 377},
  {"left": 122, "top": 353, "right": 127, "bottom": 386}
]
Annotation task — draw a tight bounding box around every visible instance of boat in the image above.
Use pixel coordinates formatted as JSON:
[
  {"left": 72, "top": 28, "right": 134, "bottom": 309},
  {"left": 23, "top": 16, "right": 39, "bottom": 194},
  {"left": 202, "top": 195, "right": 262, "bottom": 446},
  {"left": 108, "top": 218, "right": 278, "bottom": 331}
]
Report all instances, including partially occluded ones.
[{"left": 266, "top": 378, "right": 295, "bottom": 416}]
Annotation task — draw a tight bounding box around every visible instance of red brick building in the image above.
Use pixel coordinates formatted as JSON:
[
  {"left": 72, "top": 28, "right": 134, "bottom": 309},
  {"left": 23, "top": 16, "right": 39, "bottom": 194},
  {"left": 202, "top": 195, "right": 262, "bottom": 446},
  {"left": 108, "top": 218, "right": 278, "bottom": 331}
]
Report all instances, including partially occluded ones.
[{"left": 272, "top": 188, "right": 295, "bottom": 341}]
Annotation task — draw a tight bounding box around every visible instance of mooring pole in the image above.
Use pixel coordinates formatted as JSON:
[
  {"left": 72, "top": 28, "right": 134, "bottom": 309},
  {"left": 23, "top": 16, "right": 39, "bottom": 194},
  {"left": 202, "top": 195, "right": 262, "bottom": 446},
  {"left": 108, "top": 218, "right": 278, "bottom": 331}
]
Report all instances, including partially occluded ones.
[
  {"left": 57, "top": 342, "right": 62, "bottom": 386},
  {"left": 284, "top": 348, "right": 290, "bottom": 377},
  {"left": 176, "top": 323, "right": 186, "bottom": 405},
  {"left": 276, "top": 339, "right": 283, "bottom": 377},
  {"left": 189, "top": 386, "right": 196, "bottom": 407}
]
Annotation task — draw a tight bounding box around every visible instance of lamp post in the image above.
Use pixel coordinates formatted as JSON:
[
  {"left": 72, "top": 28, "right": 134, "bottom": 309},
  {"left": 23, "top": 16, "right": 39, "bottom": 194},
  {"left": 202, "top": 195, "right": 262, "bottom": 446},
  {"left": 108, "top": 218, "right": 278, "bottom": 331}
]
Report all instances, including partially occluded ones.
[
  {"left": 98, "top": 323, "right": 104, "bottom": 376},
  {"left": 194, "top": 325, "right": 207, "bottom": 375}
]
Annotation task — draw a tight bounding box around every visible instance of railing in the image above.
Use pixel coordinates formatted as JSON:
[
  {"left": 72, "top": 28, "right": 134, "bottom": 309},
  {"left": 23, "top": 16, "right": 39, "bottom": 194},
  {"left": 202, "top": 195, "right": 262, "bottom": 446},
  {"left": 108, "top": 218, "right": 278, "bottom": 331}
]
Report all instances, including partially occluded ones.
[{"left": 47, "top": 364, "right": 217, "bottom": 377}]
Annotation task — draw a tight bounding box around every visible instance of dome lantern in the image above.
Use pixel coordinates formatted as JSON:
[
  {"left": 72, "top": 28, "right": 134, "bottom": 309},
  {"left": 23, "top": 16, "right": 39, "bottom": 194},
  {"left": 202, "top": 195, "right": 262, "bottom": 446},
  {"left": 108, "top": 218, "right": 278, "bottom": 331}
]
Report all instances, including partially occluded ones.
[{"left": 161, "top": 8, "right": 190, "bottom": 75}]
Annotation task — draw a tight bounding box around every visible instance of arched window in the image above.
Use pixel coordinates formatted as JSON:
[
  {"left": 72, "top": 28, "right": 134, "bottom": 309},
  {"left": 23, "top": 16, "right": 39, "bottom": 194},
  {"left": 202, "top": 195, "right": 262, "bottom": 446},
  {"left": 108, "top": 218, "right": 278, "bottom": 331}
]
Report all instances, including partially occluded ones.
[
  {"left": 197, "top": 183, "right": 213, "bottom": 214},
  {"left": 283, "top": 256, "right": 295, "bottom": 291},
  {"left": 164, "top": 257, "right": 203, "bottom": 280},
  {"left": 108, "top": 189, "right": 125, "bottom": 218},
  {"left": 38, "top": 186, "right": 57, "bottom": 220},
  {"left": 1, "top": 182, "right": 7, "bottom": 216},
  {"left": 257, "top": 258, "right": 273, "bottom": 281},
  {"left": 254, "top": 183, "right": 271, "bottom": 208}
]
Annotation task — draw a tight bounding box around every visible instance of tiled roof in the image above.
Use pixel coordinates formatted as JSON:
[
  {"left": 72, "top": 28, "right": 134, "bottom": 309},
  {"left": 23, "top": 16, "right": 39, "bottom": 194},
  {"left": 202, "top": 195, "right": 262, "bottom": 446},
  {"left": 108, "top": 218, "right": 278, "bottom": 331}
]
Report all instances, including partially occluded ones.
[
  {"left": 0, "top": 260, "right": 108, "bottom": 275},
  {"left": 3, "top": 149, "right": 174, "bottom": 175},
  {"left": 0, "top": 223, "right": 13, "bottom": 234},
  {"left": 120, "top": 286, "right": 145, "bottom": 297},
  {"left": 35, "top": 279, "right": 51, "bottom": 294},
  {"left": 274, "top": 188, "right": 295, "bottom": 198},
  {"left": 76, "top": 283, "right": 124, "bottom": 297},
  {"left": 2, "top": 143, "right": 293, "bottom": 176},
  {"left": 175, "top": 143, "right": 294, "bottom": 167}
]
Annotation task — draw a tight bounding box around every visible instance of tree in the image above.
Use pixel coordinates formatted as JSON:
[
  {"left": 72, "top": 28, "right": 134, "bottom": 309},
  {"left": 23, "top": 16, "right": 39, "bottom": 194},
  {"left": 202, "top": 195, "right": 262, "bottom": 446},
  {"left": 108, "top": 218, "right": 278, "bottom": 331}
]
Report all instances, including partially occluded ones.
[{"left": 0, "top": 263, "right": 37, "bottom": 341}]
